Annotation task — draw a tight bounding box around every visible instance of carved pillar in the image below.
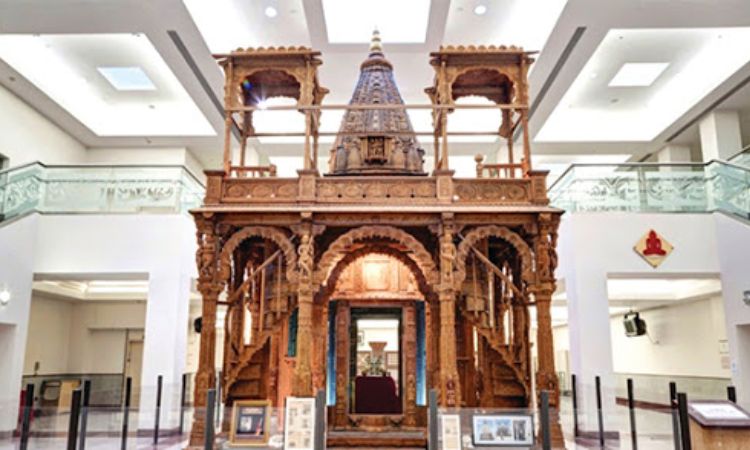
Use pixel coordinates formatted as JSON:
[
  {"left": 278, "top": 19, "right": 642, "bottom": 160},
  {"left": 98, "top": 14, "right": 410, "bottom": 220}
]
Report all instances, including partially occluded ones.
[
  {"left": 189, "top": 217, "right": 223, "bottom": 448},
  {"left": 334, "top": 301, "right": 349, "bottom": 427},
  {"left": 438, "top": 218, "right": 461, "bottom": 407},
  {"left": 293, "top": 219, "right": 314, "bottom": 396},
  {"left": 531, "top": 213, "right": 564, "bottom": 447},
  {"left": 403, "top": 303, "right": 418, "bottom": 426}
]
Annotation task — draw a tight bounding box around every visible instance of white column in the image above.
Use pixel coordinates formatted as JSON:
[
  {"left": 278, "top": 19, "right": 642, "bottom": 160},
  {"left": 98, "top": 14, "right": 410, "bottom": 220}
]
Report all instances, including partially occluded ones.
[
  {"left": 0, "top": 216, "right": 38, "bottom": 432},
  {"left": 138, "top": 269, "right": 192, "bottom": 432},
  {"left": 714, "top": 214, "right": 750, "bottom": 410},
  {"left": 699, "top": 110, "right": 742, "bottom": 161},
  {"left": 657, "top": 145, "right": 692, "bottom": 164},
  {"left": 557, "top": 217, "right": 616, "bottom": 431}
]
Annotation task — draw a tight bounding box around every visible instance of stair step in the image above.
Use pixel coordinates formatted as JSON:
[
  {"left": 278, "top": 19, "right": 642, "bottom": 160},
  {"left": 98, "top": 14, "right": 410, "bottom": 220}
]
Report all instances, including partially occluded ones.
[{"left": 327, "top": 430, "right": 427, "bottom": 448}]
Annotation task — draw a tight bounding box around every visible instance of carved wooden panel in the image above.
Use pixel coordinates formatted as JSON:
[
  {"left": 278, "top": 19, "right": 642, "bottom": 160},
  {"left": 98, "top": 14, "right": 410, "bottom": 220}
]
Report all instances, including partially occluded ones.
[
  {"left": 317, "top": 178, "right": 437, "bottom": 203},
  {"left": 453, "top": 179, "right": 531, "bottom": 203},
  {"left": 222, "top": 179, "right": 298, "bottom": 203},
  {"left": 332, "top": 253, "right": 419, "bottom": 300}
]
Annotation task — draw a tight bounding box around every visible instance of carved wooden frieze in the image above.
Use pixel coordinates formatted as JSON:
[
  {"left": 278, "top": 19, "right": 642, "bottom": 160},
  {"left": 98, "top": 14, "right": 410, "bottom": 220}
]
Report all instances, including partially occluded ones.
[
  {"left": 223, "top": 179, "right": 298, "bottom": 203},
  {"left": 453, "top": 179, "right": 530, "bottom": 203}
]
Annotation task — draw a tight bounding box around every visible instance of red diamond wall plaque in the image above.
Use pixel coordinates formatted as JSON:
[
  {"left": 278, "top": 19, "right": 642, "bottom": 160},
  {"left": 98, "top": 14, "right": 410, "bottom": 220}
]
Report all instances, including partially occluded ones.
[{"left": 634, "top": 229, "right": 673, "bottom": 268}]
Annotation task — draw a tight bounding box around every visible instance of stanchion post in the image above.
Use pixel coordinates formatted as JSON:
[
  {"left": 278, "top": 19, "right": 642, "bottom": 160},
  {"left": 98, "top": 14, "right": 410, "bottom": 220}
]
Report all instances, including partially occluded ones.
[
  {"left": 204, "top": 389, "right": 216, "bottom": 450},
  {"left": 121, "top": 377, "right": 132, "bottom": 450},
  {"left": 677, "top": 392, "right": 692, "bottom": 450},
  {"left": 627, "top": 378, "right": 638, "bottom": 450},
  {"left": 179, "top": 373, "right": 187, "bottom": 435},
  {"left": 78, "top": 379, "right": 91, "bottom": 450},
  {"left": 571, "top": 373, "right": 579, "bottom": 438},
  {"left": 540, "top": 390, "right": 552, "bottom": 450},
  {"left": 314, "top": 390, "right": 326, "bottom": 450},
  {"left": 595, "top": 375, "right": 604, "bottom": 448},
  {"left": 154, "top": 375, "right": 162, "bottom": 445},
  {"left": 727, "top": 386, "right": 737, "bottom": 403},
  {"left": 428, "top": 389, "right": 438, "bottom": 450},
  {"left": 20, "top": 383, "right": 34, "bottom": 450},
  {"left": 67, "top": 389, "right": 82, "bottom": 450},
  {"left": 669, "top": 382, "right": 680, "bottom": 450}
]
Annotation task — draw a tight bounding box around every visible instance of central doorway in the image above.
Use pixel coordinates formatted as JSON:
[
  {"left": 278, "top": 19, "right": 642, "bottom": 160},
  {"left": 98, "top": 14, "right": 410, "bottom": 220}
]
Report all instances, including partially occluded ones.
[
  {"left": 323, "top": 251, "right": 430, "bottom": 434},
  {"left": 350, "top": 308, "right": 402, "bottom": 415}
]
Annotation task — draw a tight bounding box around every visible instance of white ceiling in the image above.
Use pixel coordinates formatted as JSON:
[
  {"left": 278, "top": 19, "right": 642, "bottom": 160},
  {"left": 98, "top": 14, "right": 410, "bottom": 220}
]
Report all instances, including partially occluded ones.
[{"left": 1, "top": 0, "right": 750, "bottom": 169}]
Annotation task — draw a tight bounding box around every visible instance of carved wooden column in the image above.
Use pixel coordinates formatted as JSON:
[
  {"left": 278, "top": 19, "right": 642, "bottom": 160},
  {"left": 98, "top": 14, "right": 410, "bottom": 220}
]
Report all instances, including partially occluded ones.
[
  {"left": 403, "top": 303, "right": 418, "bottom": 426},
  {"left": 531, "top": 213, "right": 564, "bottom": 447},
  {"left": 293, "top": 219, "right": 314, "bottom": 396},
  {"left": 334, "top": 301, "right": 349, "bottom": 428},
  {"left": 189, "top": 216, "right": 223, "bottom": 448},
  {"left": 438, "top": 218, "right": 461, "bottom": 407}
]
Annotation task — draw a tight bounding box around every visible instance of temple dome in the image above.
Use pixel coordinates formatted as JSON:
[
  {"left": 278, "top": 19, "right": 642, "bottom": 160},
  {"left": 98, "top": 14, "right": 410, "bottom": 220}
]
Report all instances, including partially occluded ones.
[{"left": 328, "top": 30, "right": 425, "bottom": 176}]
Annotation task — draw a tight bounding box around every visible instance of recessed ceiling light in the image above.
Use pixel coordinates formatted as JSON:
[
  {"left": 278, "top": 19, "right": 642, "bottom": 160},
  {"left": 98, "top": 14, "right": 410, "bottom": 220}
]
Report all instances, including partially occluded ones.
[
  {"left": 322, "top": 0, "right": 430, "bottom": 44},
  {"left": 264, "top": 6, "right": 278, "bottom": 18},
  {"left": 97, "top": 66, "right": 156, "bottom": 91},
  {"left": 474, "top": 4, "right": 487, "bottom": 15},
  {"left": 609, "top": 62, "right": 669, "bottom": 87},
  {"left": 0, "top": 34, "right": 214, "bottom": 137}
]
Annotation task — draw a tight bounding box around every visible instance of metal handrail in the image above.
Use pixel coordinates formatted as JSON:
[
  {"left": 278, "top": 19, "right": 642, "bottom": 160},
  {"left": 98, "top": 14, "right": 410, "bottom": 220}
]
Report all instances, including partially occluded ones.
[
  {"left": 0, "top": 161, "right": 205, "bottom": 187},
  {"left": 547, "top": 159, "right": 750, "bottom": 191}
]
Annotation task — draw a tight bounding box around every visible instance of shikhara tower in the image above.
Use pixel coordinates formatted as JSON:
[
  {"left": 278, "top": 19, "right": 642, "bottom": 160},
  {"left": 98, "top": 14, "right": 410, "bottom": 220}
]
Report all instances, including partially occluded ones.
[{"left": 329, "top": 30, "right": 425, "bottom": 175}]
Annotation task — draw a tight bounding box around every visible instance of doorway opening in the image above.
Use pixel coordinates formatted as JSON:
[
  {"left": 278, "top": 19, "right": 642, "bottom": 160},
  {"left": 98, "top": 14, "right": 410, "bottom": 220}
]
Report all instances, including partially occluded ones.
[{"left": 351, "top": 308, "right": 402, "bottom": 414}]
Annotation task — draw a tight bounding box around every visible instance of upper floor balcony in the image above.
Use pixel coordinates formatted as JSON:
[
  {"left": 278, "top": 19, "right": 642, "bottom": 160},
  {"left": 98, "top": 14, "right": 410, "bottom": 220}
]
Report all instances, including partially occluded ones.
[{"left": 201, "top": 45, "right": 551, "bottom": 211}]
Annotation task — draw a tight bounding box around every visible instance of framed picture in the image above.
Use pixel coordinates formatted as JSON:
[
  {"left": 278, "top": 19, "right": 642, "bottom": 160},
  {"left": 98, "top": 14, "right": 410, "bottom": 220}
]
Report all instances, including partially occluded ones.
[
  {"left": 229, "top": 400, "right": 271, "bottom": 447},
  {"left": 472, "top": 413, "right": 534, "bottom": 447},
  {"left": 440, "top": 414, "right": 462, "bottom": 450},
  {"left": 284, "top": 397, "right": 316, "bottom": 450}
]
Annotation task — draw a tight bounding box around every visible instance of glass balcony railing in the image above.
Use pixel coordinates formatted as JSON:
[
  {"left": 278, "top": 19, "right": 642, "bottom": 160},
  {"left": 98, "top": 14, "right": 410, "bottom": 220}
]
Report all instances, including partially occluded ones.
[
  {"left": 0, "top": 163, "right": 205, "bottom": 222},
  {"left": 548, "top": 161, "right": 750, "bottom": 218},
  {"left": 729, "top": 145, "right": 750, "bottom": 167}
]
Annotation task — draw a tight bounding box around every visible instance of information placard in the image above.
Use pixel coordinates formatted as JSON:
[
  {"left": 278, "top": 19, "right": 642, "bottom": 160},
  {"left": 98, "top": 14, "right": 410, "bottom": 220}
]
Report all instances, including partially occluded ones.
[{"left": 284, "top": 397, "right": 316, "bottom": 450}]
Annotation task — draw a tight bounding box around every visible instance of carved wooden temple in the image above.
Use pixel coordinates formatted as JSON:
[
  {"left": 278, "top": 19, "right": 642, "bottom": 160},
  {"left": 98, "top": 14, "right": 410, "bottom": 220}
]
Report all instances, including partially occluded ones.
[{"left": 189, "top": 32, "right": 564, "bottom": 448}]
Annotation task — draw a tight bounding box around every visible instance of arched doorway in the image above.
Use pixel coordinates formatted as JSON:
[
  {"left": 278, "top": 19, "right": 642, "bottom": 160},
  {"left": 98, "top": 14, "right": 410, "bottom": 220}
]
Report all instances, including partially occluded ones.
[{"left": 313, "top": 227, "right": 438, "bottom": 435}]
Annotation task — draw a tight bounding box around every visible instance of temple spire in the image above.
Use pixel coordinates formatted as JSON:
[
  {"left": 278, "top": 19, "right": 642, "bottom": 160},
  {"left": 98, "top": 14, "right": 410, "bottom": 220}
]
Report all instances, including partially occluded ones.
[
  {"left": 369, "top": 28, "right": 383, "bottom": 55},
  {"left": 328, "top": 30, "right": 425, "bottom": 176}
]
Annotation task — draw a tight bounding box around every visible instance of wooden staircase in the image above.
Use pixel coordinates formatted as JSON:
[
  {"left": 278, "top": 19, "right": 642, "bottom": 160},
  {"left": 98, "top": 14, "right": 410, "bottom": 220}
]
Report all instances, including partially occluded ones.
[{"left": 469, "top": 315, "right": 530, "bottom": 408}]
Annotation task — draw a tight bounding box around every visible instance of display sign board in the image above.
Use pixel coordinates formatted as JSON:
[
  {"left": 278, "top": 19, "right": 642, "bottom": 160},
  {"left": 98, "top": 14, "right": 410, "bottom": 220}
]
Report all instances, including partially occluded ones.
[
  {"left": 284, "top": 397, "right": 316, "bottom": 450},
  {"left": 688, "top": 400, "right": 750, "bottom": 427},
  {"left": 440, "top": 414, "right": 461, "bottom": 450},
  {"left": 229, "top": 400, "right": 271, "bottom": 446},
  {"left": 472, "top": 413, "right": 534, "bottom": 447}
]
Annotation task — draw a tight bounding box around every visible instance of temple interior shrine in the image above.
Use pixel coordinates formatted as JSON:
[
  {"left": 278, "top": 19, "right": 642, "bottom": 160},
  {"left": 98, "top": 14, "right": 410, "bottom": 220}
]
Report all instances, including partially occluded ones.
[{"left": 1, "top": 1, "right": 750, "bottom": 449}]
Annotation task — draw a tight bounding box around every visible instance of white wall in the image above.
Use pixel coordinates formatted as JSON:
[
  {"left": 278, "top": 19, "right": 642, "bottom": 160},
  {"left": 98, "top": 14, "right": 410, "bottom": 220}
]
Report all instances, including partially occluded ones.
[
  {"left": 23, "top": 295, "right": 72, "bottom": 375},
  {"left": 557, "top": 212, "right": 721, "bottom": 429},
  {"left": 554, "top": 296, "right": 729, "bottom": 380},
  {"left": 0, "top": 213, "right": 196, "bottom": 432},
  {"left": 610, "top": 297, "right": 729, "bottom": 379},
  {"left": 0, "top": 84, "right": 86, "bottom": 166},
  {"left": 714, "top": 213, "right": 750, "bottom": 409},
  {"left": 0, "top": 215, "right": 38, "bottom": 431},
  {"left": 23, "top": 296, "right": 147, "bottom": 376}
]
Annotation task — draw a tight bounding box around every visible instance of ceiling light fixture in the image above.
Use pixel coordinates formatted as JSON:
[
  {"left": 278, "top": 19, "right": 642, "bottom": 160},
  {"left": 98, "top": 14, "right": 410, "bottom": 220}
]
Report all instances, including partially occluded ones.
[
  {"left": 0, "top": 288, "right": 10, "bottom": 306},
  {"left": 97, "top": 66, "right": 156, "bottom": 91},
  {"left": 473, "top": 4, "right": 487, "bottom": 15},
  {"left": 264, "top": 6, "right": 278, "bottom": 18},
  {"left": 609, "top": 62, "right": 669, "bottom": 87}
]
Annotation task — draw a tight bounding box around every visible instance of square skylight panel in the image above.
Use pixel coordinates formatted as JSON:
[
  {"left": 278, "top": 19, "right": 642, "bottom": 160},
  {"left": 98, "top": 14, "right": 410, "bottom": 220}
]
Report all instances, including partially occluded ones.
[
  {"left": 322, "top": 0, "right": 431, "bottom": 43},
  {"left": 609, "top": 62, "right": 669, "bottom": 87},
  {"left": 536, "top": 28, "right": 750, "bottom": 142},
  {"left": 97, "top": 66, "right": 156, "bottom": 91},
  {"left": 0, "top": 33, "right": 215, "bottom": 136}
]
